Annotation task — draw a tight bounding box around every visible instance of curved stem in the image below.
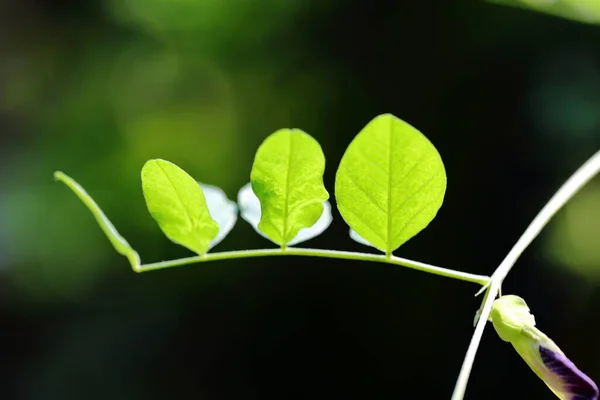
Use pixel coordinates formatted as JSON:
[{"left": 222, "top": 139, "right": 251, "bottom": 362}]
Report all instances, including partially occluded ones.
[
  {"left": 137, "top": 247, "right": 490, "bottom": 285},
  {"left": 53, "top": 170, "right": 489, "bottom": 286}
]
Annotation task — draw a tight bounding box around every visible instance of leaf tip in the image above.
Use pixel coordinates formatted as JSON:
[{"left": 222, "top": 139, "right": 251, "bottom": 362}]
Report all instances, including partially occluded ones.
[{"left": 142, "top": 158, "right": 162, "bottom": 169}]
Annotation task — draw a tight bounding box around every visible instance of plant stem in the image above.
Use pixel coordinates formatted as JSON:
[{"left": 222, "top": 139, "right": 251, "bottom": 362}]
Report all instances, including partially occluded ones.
[
  {"left": 135, "top": 247, "right": 490, "bottom": 285},
  {"left": 450, "top": 148, "right": 600, "bottom": 400},
  {"left": 53, "top": 171, "right": 489, "bottom": 286}
]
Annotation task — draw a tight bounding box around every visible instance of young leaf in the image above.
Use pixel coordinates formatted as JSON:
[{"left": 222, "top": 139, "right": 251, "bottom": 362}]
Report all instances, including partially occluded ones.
[
  {"left": 53, "top": 171, "right": 141, "bottom": 269},
  {"left": 250, "top": 129, "right": 330, "bottom": 247},
  {"left": 141, "top": 159, "right": 218, "bottom": 255},
  {"left": 198, "top": 182, "right": 238, "bottom": 251},
  {"left": 238, "top": 182, "right": 332, "bottom": 246},
  {"left": 335, "top": 113, "right": 446, "bottom": 256}
]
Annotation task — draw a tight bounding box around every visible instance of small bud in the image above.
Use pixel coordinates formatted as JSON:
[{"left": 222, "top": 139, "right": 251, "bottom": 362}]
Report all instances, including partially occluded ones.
[{"left": 490, "top": 295, "right": 599, "bottom": 400}]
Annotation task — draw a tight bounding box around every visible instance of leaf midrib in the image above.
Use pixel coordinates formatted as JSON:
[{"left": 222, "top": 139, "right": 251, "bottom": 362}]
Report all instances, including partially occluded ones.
[
  {"left": 386, "top": 117, "right": 394, "bottom": 256},
  {"left": 282, "top": 132, "right": 293, "bottom": 245}
]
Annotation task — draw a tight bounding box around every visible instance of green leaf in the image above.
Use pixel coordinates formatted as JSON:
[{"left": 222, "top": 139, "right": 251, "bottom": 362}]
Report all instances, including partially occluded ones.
[
  {"left": 141, "top": 159, "right": 218, "bottom": 255},
  {"left": 335, "top": 113, "right": 446, "bottom": 256},
  {"left": 237, "top": 182, "right": 332, "bottom": 246},
  {"left": 250, "top": 129, "right": 329, "bottom": 247},
  {"left": 198, "top": 182, "right": 238, "bottom": 251},
  {"left": 487, "top": 0, "right": 600, "bottom": 25},
  {"left": 53, "top": 171, "right": 141, "bottom": 269}
]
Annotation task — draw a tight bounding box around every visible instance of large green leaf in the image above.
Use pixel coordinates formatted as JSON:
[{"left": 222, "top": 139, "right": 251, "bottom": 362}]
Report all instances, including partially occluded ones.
[
  {"left": 141, "top": 159, "right": 218, "bottom": 255},
  {"left": 250, "top": 129, "right": 329, "bottom": 247},
  {"left": 335, "top": 114, "right": 446, "bottom": 256}
]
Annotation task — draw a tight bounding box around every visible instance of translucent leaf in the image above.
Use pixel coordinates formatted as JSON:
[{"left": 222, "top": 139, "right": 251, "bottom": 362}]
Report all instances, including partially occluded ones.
[
  {"left": 488, "top": 0, "right": 600, "bottom": 25},
  {"left": 141, "top": 159, "right": 218, "bottom": 255},
  {"left": 53, "top": 171, "right": 141, "bottom": 268},
  {"left": 237, "top": 182, "right": 332, "bottom": 246},
  {"left": 335, "top": 113, "right": 446, "bottom": 255},
  {"left": 349, "top": 228, "right": 375, "bottom": 248},
  {"left": 198, "top": 182, "right": 238, "bottom": 251},
  {"left": 250, "top": 129, "right": 330, "bottom": 247}
]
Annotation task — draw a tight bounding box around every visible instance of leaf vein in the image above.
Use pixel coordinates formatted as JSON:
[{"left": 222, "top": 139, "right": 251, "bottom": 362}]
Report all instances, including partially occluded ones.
[
  {"left": 344, "top": 207, "right": 385, "bottom": 244},
  {"left": 390, "top": 170, "right": 444, "bottom": 217},
  {"left": 387, "top": 116, "right": 394, "bottom": 253},
  {"left": 390, "top": 185, "right": 444, "bottom": 245},
  {"left": 283, "top": 133, "right": 293, "bottom": 243},
  {"left": 356, "top": 147, "right": 388, "bottom": 176},
  {"left": 344, "top": 170, "right": 387, "bottom": 214},
  {"left": 390, "top": 150, "right": 431, "bottom": 189}
]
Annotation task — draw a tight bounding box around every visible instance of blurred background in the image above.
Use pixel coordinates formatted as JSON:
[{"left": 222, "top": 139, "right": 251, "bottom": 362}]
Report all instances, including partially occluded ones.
[{"left": 1, "top": 0, "right": 600, "bottom": 399}]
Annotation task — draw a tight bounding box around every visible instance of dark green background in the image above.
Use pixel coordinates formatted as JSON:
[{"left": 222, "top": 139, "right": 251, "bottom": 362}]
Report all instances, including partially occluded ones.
[{"left": 1, "top": 1, "right": 599, "bottom": 399}]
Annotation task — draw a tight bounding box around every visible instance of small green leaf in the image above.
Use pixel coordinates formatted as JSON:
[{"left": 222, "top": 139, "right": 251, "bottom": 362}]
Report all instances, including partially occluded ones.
[
  {"left": 53, "top": 171, "right": 141, "bottom": 269},
  {"left": 198, "top": 182, "right": 238, "bottom": 251},
  {"left": 335, "top": 113, "right": 446, "bottom": 255},
  {"left": 237, "top": 182, "right": 332, "bottom": 246},
  {"left": 250, "top": 129, "right": 330, "bottom": 247},
  {"left": 141, "top": 159, "right": 218, "bottom": 255}
]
